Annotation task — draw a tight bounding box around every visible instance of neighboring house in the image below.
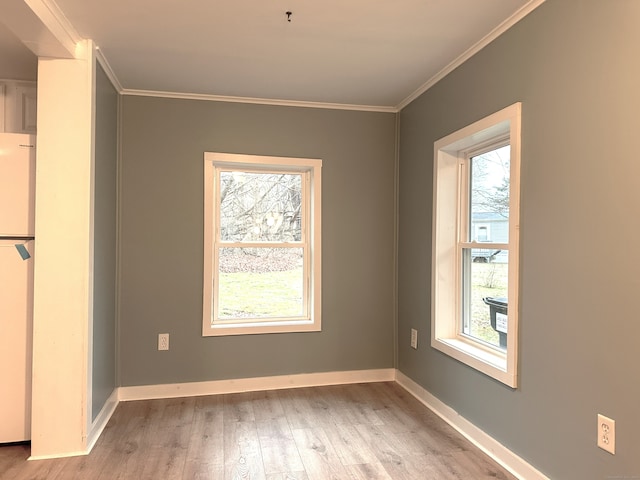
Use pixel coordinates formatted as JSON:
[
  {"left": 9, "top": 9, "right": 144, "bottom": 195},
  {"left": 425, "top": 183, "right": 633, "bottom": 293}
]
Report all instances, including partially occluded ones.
[{"left": 471, "top": 211, "right": 508, "bottom": 263}]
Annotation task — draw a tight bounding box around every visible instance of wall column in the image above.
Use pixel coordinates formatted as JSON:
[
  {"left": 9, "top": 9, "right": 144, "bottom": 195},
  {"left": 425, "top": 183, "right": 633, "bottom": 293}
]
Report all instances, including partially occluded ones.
[{"left": 31, "top": 40, "right": 95, "bottom": 458}]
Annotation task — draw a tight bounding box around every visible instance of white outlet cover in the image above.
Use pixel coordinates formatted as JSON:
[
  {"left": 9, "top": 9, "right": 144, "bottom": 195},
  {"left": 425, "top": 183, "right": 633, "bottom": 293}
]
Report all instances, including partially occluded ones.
[
  {"left": 597, "top": 414, "right": 615, "bottom": 455},
  {"left": 158, "top": 333, "right": 169, "bottom": 351},
  {"left": 410, "top": 329, "right": 418, "bottom": 349}
]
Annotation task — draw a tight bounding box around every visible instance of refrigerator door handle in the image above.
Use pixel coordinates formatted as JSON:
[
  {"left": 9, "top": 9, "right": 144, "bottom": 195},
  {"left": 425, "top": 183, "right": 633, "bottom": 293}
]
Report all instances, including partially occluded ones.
[{"left": 0, "top": 236, "right": 35, "bottom": 240}]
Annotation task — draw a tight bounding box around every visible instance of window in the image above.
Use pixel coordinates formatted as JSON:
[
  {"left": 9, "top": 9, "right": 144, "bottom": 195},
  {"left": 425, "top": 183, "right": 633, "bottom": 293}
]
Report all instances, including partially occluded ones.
[
  {"left": 475, "top": 225, "right": 490, "bottom": 242},
  {"left": 431, "top": 103, "right": 521, "bottom": 387},
  {"left": 203, "top": 153, "right": 321, "bottom": 336}
]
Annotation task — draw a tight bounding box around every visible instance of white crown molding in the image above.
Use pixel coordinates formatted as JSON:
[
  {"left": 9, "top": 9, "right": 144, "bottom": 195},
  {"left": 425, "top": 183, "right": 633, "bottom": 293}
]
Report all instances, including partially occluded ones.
[
  {"left": 118, "top": 368, "right": 396, "bottom": 401},
  {"left": 121, "top": 88, "right": 399, "bottom": 114},
  {"left": 95, "top": 47, "right": 123, "bottom": 92},
  {"left": 396, "top": 0, "right": 546, "bottom": 111},
  {"left": 25, "top": 0, "right": 82, "bottom": 57},
  {"left": 395, "top": 371, "right": 550, "bottom": 480}
]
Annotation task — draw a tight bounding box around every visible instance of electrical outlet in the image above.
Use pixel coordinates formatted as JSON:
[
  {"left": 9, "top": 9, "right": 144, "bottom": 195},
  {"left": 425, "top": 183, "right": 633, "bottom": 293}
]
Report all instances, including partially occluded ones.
[
  {"left": 410, "top": 328, "right": 418, "bottom": 349},
  {"left": 597, "top": 414, "right": 615, "bottom": 454},
  {"left": 158, "top": 333, "right": 169, "bottom": 351}
]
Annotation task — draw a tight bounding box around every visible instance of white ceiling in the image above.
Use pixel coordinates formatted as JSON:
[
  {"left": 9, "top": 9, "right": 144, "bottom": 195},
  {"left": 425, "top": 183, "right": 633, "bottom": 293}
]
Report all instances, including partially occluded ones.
[{"left": 2, "top": 0, "right": 542, "bottom": 110}]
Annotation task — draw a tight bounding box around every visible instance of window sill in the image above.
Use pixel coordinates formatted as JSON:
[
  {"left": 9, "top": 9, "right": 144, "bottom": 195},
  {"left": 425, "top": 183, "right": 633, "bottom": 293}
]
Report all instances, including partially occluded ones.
[
  {"left": 431, "top": 336, "right": 516, "bottom": 388},
  {"left": 204, "top": 319, "right": 320, "bottom": 337}
]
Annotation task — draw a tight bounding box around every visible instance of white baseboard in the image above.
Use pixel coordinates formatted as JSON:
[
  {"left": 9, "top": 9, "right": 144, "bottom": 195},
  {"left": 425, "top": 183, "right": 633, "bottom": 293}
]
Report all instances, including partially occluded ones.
[
  {"left": 395, "top": 371, "right": 549, "bottom": 480},
  {"left": 29, "top": 450, "right": 89, "bottom": 461},
  {"left": 118, "top": 368, "right": 397, "bottom": 401},
  {"left": 87, "top": 388, "right": 119, "bottom": 453}
]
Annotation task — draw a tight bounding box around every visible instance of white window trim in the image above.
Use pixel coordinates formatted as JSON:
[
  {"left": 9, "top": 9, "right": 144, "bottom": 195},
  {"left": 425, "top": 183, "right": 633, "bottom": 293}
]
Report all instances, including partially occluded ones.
[
  {"left": 203, "top": 152, "right": 322, "bottom": 336},
  {"left": 431, "top": 103, "right": 521, "bottom": 387}
]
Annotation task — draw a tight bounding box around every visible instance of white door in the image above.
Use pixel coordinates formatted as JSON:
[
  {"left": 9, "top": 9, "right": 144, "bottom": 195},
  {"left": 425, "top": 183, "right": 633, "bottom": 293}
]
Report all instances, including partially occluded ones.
[{"left": 0, "top": 240, "right": 33, "bottom": 443}]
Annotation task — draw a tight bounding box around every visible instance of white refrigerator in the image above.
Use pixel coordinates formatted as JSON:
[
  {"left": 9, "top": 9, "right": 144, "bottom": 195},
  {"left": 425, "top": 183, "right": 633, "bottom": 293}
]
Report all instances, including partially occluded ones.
[{"left": 0, "top": 132, "right": 36, "bottom": 443}]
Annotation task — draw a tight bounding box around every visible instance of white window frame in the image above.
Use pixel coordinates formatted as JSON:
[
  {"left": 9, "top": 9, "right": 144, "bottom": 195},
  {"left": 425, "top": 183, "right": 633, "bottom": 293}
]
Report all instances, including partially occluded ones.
[
  {"left": 203, "top": 152, "right": 322, "bottom": 336},
  {"left": 431, "top": 103, "right": 521, "bottom": 387}
]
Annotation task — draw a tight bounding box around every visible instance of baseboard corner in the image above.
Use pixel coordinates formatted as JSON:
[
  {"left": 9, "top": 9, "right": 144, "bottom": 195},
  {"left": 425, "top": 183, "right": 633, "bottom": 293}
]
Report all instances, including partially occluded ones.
[{"left": 86, "top": 388, "right": 119, "bottom": 453}]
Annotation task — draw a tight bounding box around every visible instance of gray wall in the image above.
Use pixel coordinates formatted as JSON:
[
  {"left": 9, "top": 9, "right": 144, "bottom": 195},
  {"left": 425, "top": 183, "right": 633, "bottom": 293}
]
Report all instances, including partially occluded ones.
[
  {"left": 91, "top": 61, "right": 118, "bottom": 419},
  {"left": 398, "top": 0, "right": 640, "bottom": 478},
  {"left": 118, "top": 96, "right": 396, "bottom": 386}
]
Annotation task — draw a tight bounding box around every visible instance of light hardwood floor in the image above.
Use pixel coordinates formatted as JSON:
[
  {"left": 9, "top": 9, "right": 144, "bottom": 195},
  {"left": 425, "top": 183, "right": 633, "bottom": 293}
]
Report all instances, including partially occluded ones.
[{"left": 0, "top": 382, "right": 517, "bottom": 479}]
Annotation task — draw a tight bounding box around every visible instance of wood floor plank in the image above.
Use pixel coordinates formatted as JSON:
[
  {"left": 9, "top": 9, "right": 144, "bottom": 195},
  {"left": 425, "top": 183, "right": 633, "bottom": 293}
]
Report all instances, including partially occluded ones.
[
  {"left": 257, "top": 417, "right": 305, "bottom": 475},
  {"left": 223, "top": 392, "right": 256, "bottom": 424},
  {"left": 0, "top": 444, "right": 31, "bottom": 480},
  {"left": 353, "top": 423, "right": 408, "bottom": 467},
  {"left": 348, "top": 382, "right": 395, "bottom": 411},
  {"left": 322, "top": 422, "right": 378, "bottom": 466},
  {"left": 185, "top": 394, "right": 225, "bottom": 468},
  {"left": 136, "top": 398, "right": 195, "bottom": 478},
  {"left": 378, "top": 453, "right": 451, "bottom": 480},
  {"left": 182, "top": 460, "right": 225, "bottom": 479},
  {"left": 138, "top": 444, "right": 190, "bottom": 479},
  {"left": 265, "top": 472, "right": 309, "bottom": 480},
  {"left": 371, "top": 403, "right": 423, "bottom": 434},
  {"left": 324, "top": 384, "right": 384, "bottom": 426},
  {"left": 224, "top": 420, "right": 265, "bottom": 480},
  {"left": 144, "top": 397, "right": 196, "bottom": 448},
  {"left": 8, "top": 457, "right": 65, "bottom": 480},
  {"left": 251, "top": 390, "right": 286, "bottom": 423},
  {"left": 291, "top": 427, "right": 349, "bottom": 480},
  {"left": 393, "top": 417, "right": 467, "bottom": 457},
  {"left": 344, "top": 461, "right": 393, "bottom": 480},
  {"left": 275, "top": 389, "right": 319, "bottom": 429},
  {"left": 297, "top": 387, "right": 342, "bottom": 426}
]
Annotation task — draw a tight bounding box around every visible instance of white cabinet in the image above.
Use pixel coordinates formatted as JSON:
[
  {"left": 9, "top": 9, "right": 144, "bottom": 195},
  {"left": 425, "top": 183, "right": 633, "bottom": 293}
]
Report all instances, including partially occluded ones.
[{"left": 0, "top": 80, "right": 37, "bottom": 134}]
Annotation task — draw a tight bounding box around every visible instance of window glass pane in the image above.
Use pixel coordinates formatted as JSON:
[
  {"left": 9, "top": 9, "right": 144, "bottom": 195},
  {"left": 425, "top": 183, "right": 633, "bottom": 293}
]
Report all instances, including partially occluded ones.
[
  {"left": 217, "top": 247, "right": 304, "bottom": 319},
  {"left": 470, "top": 145, "right": 510, "bottom": 243},
  {"left": 219, "top": 171, "right": 302, "bottom": 242},
  {"left": 462, "top": 249, "right": 509, "bottom": 349}
]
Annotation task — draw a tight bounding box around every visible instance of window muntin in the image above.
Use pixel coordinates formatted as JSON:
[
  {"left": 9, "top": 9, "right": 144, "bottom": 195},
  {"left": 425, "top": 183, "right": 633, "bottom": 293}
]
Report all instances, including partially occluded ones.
[
  {"left": 431, "top": 103, "right": 521, "bottom": 387},
  {"left": 203, "top": 153, "right": 321, "bottom": 336}
]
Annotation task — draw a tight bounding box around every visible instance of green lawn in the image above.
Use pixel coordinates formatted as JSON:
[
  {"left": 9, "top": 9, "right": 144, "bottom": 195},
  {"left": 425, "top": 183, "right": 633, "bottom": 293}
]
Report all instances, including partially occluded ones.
[
  {"left": 468, "top": 262, "right": 509, "bottom": 346},
  {"left": 217, "top": 260, "right": 508, "bottom": 346},
  {"left": 218, "top": 267, "right": 303, "bottom": 319}
]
